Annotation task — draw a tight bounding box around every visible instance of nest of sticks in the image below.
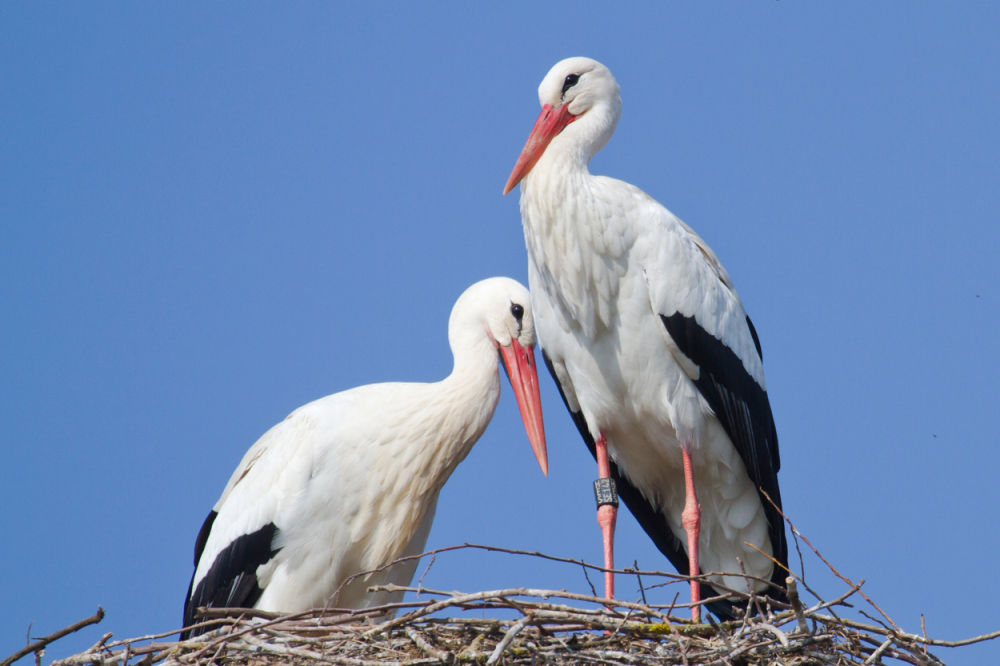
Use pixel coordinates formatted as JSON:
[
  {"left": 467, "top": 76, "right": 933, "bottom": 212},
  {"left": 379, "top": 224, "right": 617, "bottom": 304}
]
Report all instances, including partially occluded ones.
[{"left": 8, "top": 521, "right": 999, "bottom": 666}]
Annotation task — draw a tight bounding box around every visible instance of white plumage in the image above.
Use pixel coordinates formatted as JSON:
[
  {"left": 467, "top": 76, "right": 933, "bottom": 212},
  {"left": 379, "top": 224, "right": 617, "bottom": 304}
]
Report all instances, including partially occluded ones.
[
  {"left": 505, "top": 57, "right": 787, "bottom": 620},
  {"left": 181, "top": 278, "right": 547, "bottom": 636}
]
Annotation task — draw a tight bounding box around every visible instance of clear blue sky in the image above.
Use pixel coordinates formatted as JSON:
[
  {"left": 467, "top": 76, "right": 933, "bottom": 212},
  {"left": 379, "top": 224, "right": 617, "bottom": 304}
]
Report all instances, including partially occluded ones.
[{"left": 2, "top": 3, "right": 998, "bottom": 664}]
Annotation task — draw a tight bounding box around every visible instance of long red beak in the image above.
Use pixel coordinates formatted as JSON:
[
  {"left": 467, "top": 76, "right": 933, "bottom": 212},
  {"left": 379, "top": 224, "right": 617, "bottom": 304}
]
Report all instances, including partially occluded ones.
[
  {"left": 503, "top": 103, "right": 577, "bottom": 195},
  {"left": 498, "top": 339, "right": 548, "bottom": 476}
]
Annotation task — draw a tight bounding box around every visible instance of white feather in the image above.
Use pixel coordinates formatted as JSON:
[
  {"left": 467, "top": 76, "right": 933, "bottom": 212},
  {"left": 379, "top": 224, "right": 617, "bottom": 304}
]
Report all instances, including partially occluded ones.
[
  {"left": 188, "top": 277, "right": 541, "bottom": 613},
  {"left": 518, "top": 57, "right": 776, "bottom": 593}
]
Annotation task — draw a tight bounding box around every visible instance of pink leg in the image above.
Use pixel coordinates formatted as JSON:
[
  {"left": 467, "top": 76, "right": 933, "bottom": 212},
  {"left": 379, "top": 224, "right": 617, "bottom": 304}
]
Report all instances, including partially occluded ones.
[
  {"left": 595, "top": 433, "right": 617, "bottom": 600},
  {"left": 681, "top": 446, "right": 702, "bottom": 622}
]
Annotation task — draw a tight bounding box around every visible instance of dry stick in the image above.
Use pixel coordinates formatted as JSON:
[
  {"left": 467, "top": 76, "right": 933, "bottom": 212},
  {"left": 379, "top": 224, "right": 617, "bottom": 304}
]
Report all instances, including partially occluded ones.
[
  {"left": 631, "top": 560, "right": 649, "bottom": 607},
  {"left": 175, "top": 609, "right": 339, "bottom": 665},
  {"left": 754, "top": 623, "right": 789, "bottom": 648},
  {"left": 486, "top": 614, "right": 533, "bottom": 666},
  {"left": 2, "top": 608, "right": 105, "bottom": 666},
  {"left": 742, "top": 540, "right": 827, "bottom": 607},
  {"left": 416, "top": 553, "right": 437, "bottom": 595},
  {"left": 181, "top": 613, "right": 253, "bottom": 637},
  {"left": 862, "top": 636, "right": 893, "bottom": 665},
  {"left": 365, "top": 584, "right": 745, "bottom": 626},
  {"left": 736, "top": 558, "right": 764, "bottom": 619},
  {"left": 666, "top": 592, "right": 680, "bottom": 620},
  {"left": 760, "top": 489, "right": 901, "bottom": 633},
  {"left": 345, "top": 541, "right": 766, "bottom": 613},
  {"left": 239, "top": 630, "right": 411, "bottom": 666},
  {"left": 609, "top": 609, "right": 634, "bottom": 638},
  {"left": 370, "top": 585, "right": 672, "bottom": 621},
  {"left": 788, "top": 518, "right": 807, "bottom": 584},
  {"left": 436, "top": 543, "right": 712, "bottom": 579},
  {"left": 879, "top": 634, "right": 940, "bottom": 666},
  {"left": 194, "top": 599, "right": 426, "bottom": 622},
  {"left": 41, "top": 545, "right": 1000, "bottom": 665},
  {"left": 804, "top": 580, "right": 863, "bottom": 616},
  {"left": 101, "top": 628, "right": 191, "bottom": 652},
  {"left": 334, "top": 542, "right": 691, "bottom": 608},
  {"left": 705, "top": 616, "right": 732, "bottom": 655},
  {"left": 85, "top": 634, "right": 114, "bottom": 655},
  {"left": 404, "top": 627, "right": 452, "bottom": 664},
  {"left": 141, "top": 601, "right": 960, "bottom": 664},
  {"left": 858, "top": 609, "right": 894, "bottom": 635},
  {"left": 643, "top": 576, "right": 778, "bottom": 607},
  {"left": 785, "top": 577, "right": 811, "bottom": 635},
  {"left": 809, "top": 612, "right": 1000, "bottom": 648},
  {"left": 529, "top": 609, "right": 665, "bottom": 632},
  {"left": 193, "top": 596, "right": 435, "bottom": 639},
  {"left": 582, "top": 563, "right": 599, "bottom": 597}
]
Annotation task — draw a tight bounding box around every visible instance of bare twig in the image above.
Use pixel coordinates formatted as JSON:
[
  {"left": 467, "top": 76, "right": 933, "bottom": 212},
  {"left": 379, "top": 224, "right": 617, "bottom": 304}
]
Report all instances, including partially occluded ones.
[
  {"left": 404, "top": 626, "right": 452, "bottom": 663},
  {"left": 25, "top": 533, "right": 1000, "bottom": 666},
  {"left": 760, "top": 489, "right": 901, "bottom": 633},
  {"left": 631, "top": 560, "right": 648, "bottom": 606},
  {"left": 582, "top": 562, "right": 599, "bottom": 597},
  {"left": 2, "top": 608, "right": 105, "bottom": 666},
  {"left": 416, "top": 553, "right": 437, "bottom": 595},
  {"left": 486, "top": 614, "right": 533, "bottom": 665},
  {"left": 863, "top": 636, "right": 893, "bottom": 665},
  {"left": 785, "top": 576, "right": 811, "bottom": 635}
]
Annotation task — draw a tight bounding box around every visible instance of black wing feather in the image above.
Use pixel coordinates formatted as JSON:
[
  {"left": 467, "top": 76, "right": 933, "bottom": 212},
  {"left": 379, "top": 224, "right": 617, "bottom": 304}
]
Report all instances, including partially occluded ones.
[
  {"left": 746, "top": 315, "right": 763, "bottom": 362},
  {"left": 542, "top": 352, "right": 743, "bottom": 620},
  {"left": 659, "top": 312, "right": 788, "bottom": 603},
  {"left": 181, "top": 515, "right": 281, "bottom": 639}
]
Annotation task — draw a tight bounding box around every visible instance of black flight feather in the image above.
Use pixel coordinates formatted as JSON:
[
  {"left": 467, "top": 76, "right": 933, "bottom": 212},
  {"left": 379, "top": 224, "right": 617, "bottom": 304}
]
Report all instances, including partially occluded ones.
[
  {"left": 659, "top": 312, "right": 788, "bottom": 605},
  {"left": 181, "top": 516, "right": 281, "bottom": 639}
]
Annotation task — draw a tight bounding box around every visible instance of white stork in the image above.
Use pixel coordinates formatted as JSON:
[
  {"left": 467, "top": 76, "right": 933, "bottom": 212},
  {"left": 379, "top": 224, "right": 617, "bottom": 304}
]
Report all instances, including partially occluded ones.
[
  {"left": 180, "top": 278, "right": 548, "bottom": 637},
  {"left": 504, "top": 57, "right": 787, "bottom": 621}
]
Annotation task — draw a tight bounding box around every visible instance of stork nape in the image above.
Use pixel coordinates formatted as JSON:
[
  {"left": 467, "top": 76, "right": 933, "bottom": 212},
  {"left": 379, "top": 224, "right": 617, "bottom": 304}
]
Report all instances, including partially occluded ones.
[
  {"left": 504, "top": 57, "right": 788, "bottom": 622},
  {"left": 180, "top": 278, "right": 547, "bottom": 638}
]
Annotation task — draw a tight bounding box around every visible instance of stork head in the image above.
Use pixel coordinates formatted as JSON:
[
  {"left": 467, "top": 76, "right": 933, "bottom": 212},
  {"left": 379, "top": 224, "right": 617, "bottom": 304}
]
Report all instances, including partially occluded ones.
[
  {"left": 450, "top": 278, "right": 548, "bottom": 476},
  {"left": 504, "top": 57, "right": 621, "bottom": 195}
]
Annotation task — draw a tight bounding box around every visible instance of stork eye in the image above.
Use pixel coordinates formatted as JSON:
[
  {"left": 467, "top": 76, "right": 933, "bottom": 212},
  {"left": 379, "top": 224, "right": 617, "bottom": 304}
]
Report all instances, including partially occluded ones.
[
  {"left": 510, "top": 304, "right": 524, "bottom": 321},
  {"left": 561, "top": 73, "right": 580, "bottom": 97}
]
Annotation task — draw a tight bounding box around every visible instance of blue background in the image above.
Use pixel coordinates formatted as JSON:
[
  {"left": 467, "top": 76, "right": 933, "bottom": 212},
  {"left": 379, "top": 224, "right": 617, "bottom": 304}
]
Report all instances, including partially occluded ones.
[{"left": 2, "top": 3, "right": 998, "bottom": 664}]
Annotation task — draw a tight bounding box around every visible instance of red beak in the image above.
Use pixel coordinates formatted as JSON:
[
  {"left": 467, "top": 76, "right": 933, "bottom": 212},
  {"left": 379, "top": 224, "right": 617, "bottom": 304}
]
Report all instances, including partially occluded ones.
[
  {"left": 498, "top": 339, "right": 548, "bottom": 476},
  {"left": 503, "top": 103, "right": 578, "bottom": 195}
]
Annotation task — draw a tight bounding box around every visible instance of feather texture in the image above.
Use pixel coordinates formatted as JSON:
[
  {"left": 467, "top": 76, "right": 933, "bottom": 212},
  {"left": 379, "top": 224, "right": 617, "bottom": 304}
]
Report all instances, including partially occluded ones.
[
  {"left": 514, "top": 57, "right": 788, "bottom": 610},
  {"left": 180, "top": 278, "right": 547, "bottom": 636}
]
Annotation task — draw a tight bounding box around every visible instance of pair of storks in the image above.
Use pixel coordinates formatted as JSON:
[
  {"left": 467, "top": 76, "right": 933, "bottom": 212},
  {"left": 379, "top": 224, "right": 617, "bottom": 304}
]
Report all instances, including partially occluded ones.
[{"left": 181, "top": 57, "right": 787, "bottom": 638}]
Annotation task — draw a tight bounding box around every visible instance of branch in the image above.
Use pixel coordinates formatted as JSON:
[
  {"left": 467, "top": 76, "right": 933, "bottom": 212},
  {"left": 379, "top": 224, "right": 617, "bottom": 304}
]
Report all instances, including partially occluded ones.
[{"left": 2, "top": 608, "right": 105, "bottom": 666}]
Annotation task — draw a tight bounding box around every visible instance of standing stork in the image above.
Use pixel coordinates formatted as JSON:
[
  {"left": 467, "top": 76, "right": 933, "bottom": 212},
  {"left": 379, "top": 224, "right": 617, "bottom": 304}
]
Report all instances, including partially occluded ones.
[
  {"left": 503, "top": 57, "right": 787, "bottom": 621},
  {"left": 180, "top": 278, "right": 548, "bottom": 638}
]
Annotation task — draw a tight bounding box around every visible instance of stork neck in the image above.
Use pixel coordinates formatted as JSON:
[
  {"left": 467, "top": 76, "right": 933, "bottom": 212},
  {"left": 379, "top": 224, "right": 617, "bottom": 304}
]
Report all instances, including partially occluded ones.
[
  {"left": 348, "top": 333, "right": 501, "bottom": 575},
  {"left": 552, "top": 99, "right": 619, "bottom": 170},
  {"left": 435, "top": 331, "right": 503, "bottom": 465},
  {"left": 445, "top": 333, "right": 501, "bottom": 396},
  {"left": 520, "top": 152, "right": 627, "bottom": 336}
]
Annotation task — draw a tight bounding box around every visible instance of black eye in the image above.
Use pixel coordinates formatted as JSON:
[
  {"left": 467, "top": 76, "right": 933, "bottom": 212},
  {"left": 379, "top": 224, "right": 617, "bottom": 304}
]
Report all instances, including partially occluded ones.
[
  {"left": 561, "top": 73, "right": 580, "bottom": 97},
  {"left": 510, "top": 304, "right": 524, "bottom": 321}
]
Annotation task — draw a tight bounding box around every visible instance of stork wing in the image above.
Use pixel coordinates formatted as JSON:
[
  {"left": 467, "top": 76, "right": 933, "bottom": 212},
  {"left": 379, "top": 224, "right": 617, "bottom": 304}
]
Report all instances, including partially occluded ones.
[
  {"left": 180, "top": 401, "right": 328, "bottom": 638},
  {"left": 181, "top": 514, "right": 278, "bottom": 637},
  {"left": 642, "top": 210, "right": 788, "bottom": 597}
]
